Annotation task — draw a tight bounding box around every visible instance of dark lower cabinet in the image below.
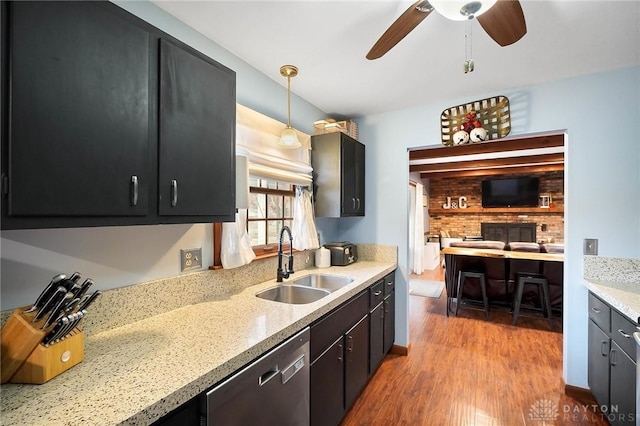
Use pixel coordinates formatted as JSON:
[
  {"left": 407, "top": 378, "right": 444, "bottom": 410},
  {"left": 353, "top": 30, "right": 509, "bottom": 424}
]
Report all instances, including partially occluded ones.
[
  {"left": 610, "top": 340, "right": 636, "bottom": 425},
  {"left": 310, "top": 271, "right": 397, "bottom": 426},
  {"left": 588, "top": 319, "right": 610, "bottom": 408},
  {"left": 383, "top": 291, "right": 396, "bottom": 355},
  {"left": 344, "top": 316, "right": 370, "bottom": 410},
  {"left": 310, "top": 337, "right": 345, "bottom": 426},
  {"left": 369, "top": 302, "right": 385, "bottom": 376},
  {"left": 587, "top": 292, "right": 637, "bottom": 425}
]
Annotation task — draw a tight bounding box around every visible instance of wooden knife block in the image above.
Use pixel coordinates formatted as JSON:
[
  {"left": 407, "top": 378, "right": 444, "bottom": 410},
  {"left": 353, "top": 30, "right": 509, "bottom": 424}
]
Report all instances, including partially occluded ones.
[{"left": 1, "top": 308, "right": 84, "bottom": 384}]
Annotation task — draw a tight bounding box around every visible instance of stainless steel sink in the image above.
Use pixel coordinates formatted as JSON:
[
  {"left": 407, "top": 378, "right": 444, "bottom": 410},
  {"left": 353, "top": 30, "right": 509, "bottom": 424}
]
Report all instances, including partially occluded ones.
[
  {"left": 291, "top": 274, "right": 354, "bottom": 292},
  {"left": 255, "top": 285, "right": 330, "bottom": 304}
]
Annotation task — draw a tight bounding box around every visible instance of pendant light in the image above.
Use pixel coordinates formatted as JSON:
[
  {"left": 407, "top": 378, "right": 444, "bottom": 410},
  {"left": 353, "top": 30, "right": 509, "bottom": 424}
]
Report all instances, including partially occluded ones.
[{"left": 278, "top": 65, "right": 301, "bottom": 149}]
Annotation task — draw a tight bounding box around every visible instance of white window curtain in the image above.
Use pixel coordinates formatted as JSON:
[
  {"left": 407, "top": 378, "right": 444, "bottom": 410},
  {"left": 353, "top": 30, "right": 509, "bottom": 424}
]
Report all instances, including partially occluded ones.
[
  {"left": 221, "top": 209, "right": 256, "bottom": 269},
  {"left": 411, "top": 183, "right": 425, "bottom": 274},
  {"left": 292, "top": 187, "right": 319, "bottom": 251}
]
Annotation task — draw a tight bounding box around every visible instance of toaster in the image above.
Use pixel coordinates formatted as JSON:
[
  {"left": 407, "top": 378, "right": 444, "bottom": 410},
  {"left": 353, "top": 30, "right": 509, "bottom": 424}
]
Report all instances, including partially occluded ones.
[{"left": 323, "top": 242, "right": 358, "bottom": 266}]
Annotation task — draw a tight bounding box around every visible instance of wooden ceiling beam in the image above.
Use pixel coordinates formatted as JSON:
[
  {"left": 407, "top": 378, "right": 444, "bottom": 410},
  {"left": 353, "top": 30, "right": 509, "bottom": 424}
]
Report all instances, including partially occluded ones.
[
  {"left": 409, "top": 153, "right": 564, "bottom": 173},
  {"left": 409, "top": 133, "right": 564, "bottom": 160},
  {"left": 419, "top": 163, "right": 565, "bottom": 179}
]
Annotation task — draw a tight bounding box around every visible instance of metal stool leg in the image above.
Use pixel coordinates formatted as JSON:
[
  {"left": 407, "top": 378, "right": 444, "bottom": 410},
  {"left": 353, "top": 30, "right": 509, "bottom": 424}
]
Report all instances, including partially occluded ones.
[
  {"left": 455, "top": 271, "right": 464, "bottom": 316},
  {"left": 479, "top": 274, "right": 489, "bottom": 320},
  {"left": 541, "top": 279, "right": 553, "bottom": 329},
  {"left": 512, "top": 277, "right": 525, "bottom": 325}
]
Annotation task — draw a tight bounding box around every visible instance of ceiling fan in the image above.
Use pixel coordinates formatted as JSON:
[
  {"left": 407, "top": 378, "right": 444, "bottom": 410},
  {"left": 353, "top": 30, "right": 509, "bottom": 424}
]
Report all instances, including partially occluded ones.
[{"left": 366, "top": 0, "right": 527, "bottom": 60}]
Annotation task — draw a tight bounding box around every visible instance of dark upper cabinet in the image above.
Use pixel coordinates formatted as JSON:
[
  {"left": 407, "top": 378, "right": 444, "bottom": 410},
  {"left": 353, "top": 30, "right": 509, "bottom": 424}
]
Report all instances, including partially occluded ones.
[
  {"left": 1, "top": 1, "right": 236, "bottom": 229},
  {"left": 158, "top": 40, "right": 235, "bottom": 217},
  {"left": 312, "top": 132, "right": 365, "bottom": 217},
  {"left": 5, "top": 1, "right": 150, "bottom": 217}
]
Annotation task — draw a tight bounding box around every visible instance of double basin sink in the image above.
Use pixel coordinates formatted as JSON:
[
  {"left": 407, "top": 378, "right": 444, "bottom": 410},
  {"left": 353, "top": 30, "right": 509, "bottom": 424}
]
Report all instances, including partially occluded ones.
[{"left": 255, "top": 274, "right": 354, "bottom": 304}]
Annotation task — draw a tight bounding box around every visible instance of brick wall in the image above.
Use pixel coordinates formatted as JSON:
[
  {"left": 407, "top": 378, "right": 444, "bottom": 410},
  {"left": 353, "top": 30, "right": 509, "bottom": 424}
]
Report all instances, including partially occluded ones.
[{"left": 428, "top": 171, "right": 564, "bottom": 243}]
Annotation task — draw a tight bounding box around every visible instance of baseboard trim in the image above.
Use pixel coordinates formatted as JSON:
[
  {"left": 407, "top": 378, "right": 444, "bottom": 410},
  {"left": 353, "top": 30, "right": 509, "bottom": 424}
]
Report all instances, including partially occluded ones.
[
  {"left": 390, "top": 343, "right": 410, "bottom": 356},
  {"left": 564, "top": 384, "right": 596, "bottom": 404}
]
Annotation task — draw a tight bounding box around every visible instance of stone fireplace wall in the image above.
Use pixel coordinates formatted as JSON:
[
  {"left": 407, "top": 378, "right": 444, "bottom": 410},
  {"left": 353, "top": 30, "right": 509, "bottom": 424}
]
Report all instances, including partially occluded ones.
[{"left": 428, "top": 171, "right": 564, "bottom": 243}]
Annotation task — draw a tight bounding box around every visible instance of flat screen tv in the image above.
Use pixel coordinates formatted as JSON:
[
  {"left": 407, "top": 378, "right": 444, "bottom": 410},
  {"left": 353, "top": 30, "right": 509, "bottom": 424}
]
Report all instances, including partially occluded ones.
[{"left": 481, "top": 177, "right": 540, "bottom": 208}]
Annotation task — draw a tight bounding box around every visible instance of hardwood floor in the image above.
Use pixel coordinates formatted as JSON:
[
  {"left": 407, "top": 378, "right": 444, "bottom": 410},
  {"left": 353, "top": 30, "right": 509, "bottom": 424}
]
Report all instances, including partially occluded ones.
[{"left": 341, "top": 266, "right": 607, "bottom": 426}]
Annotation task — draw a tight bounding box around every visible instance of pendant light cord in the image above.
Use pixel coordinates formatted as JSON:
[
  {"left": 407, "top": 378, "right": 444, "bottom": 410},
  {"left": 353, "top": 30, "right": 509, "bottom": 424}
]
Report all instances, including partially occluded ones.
[{"left": 287, "top": 74, "right": 291, "bottom": 127}]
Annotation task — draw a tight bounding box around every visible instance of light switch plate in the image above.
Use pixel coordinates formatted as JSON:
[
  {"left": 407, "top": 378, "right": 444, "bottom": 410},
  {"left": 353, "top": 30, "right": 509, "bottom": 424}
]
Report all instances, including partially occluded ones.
[
  {"left": 181, "top": 247, "right": 202, "bottom": 271},
  {"left": 583, "top": 239, "right": 598, "bottom": 256}
]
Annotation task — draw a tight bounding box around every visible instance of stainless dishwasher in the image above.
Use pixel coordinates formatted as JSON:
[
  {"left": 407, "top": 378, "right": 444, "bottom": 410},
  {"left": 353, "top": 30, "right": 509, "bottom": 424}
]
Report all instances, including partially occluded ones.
[{"left": 202, "top": 327, "right": 310, "bottom": 426}]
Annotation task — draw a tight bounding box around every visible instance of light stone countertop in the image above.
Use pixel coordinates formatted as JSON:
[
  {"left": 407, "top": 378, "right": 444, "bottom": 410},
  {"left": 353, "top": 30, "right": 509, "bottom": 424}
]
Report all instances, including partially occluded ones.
[
  {"left": 0, "top": 261, "right": 396, "bottom": 426},
  {"left": 584, "top": 279, "right": 640, "bottom": 324},
  {"left": 583, "top": 256, "right": 640, "bottom": 324}
]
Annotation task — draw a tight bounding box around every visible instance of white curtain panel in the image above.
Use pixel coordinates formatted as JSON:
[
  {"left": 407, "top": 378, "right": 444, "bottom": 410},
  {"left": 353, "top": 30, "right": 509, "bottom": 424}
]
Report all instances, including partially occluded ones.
[
  {"left": 221, "top": 209, "right": 256, "bottom": 269},
  {"left": 412, "top": 183, "right": 425, "bottom": 274},
  {"left": 292, "top": 187, "right": 320, "bottom": 251}
]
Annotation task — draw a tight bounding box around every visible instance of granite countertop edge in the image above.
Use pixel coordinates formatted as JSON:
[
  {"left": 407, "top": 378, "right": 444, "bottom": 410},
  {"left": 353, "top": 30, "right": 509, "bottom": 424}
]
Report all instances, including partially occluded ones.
[
  {"left": 0, "top": 261, "right": 396, "bottom": 426},
  {"left": 583, "top": 279, "right": 640, "bottom": 324}
]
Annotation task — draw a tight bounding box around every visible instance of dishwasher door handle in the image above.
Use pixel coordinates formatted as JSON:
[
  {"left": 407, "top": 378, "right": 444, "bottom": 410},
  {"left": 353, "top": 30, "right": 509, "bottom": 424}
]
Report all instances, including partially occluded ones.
[{"left": 259, "top": 366, "right": 280, "bottom": 386}]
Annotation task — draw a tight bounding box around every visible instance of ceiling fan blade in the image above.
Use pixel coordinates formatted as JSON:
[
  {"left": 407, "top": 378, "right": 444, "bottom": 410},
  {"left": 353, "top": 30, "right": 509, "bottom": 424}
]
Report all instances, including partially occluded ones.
[
  {"left": 366, "top": 1, "right": 433, "bottom": 60},
  {"left": 477, "top": 0, "right": 527, "bottom": 47}
]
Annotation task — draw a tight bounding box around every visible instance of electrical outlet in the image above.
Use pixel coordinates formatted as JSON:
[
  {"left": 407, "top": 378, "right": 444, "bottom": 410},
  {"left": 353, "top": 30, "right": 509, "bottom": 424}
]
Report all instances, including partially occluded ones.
[
  {"left": 583, "top": 239, "right": 598, "bottom": 256},
  {"left": 180, "top": 247, "right": 202, "bottom": 271}
]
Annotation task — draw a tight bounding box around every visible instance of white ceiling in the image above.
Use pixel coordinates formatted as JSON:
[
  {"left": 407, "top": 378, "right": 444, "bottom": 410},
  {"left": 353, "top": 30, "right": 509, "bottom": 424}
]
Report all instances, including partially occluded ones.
[{"left": 152, "top": 0, "right": 640, "bottom": 118}]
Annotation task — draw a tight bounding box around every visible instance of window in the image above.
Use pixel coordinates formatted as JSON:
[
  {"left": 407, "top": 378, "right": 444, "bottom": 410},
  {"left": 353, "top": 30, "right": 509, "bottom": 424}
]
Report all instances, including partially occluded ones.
[{"left": 248, "top": 177, "right": 295, "bottom": 255}]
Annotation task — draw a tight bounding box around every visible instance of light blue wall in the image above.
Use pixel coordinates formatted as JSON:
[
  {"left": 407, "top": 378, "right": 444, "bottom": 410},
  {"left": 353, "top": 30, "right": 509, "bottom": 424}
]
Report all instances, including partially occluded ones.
[
  {"left": 344, "top": 65, "right": 640, "bottom": 387},
  {"left": 0, "top": 1, "right": 327, "bottom": 310}
]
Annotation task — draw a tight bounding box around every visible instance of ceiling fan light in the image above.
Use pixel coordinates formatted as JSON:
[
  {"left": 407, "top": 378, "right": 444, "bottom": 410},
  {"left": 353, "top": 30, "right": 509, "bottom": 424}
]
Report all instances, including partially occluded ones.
[
  {"left": 278, "top": 126, "right": 301, "bottom": 149},
  {"left": 430, "top": 0, "right": 497, "bottom": 21}
]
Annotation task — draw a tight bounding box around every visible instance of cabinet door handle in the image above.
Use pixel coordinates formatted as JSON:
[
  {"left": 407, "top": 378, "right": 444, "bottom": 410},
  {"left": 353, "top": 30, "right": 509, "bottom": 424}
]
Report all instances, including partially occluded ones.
[
  {"left": 347, "top": 335, "right": 353, "bottom": 352},
  {"left": 601, "top": 340, "right": 608, "bottom": 357},
  {"left": 356, "top": 198, "right": 361, "bottom": 210},
  {"left": 610, "top": 348, "right": 617, "bottom": 366},
  {"left": 618, "top": 329, "right": 632, "bottom": 339},
  {"left": 352, "top": 198, "right": 356, "bottom": 209},
  {"left": 337, "top": 344, "right": 343, "bottom": 362},
  {"left": 373, "top": 290, "right": 382, "bottom": 297},
  {"left": 130, "top": 175, "right": 138, "bottom": 206},
  {"left": 171, "top": 180, "right": 178, "bottom": 207},
  {"left": 591, "top": 307, "right": 601, "bottom": 314}
]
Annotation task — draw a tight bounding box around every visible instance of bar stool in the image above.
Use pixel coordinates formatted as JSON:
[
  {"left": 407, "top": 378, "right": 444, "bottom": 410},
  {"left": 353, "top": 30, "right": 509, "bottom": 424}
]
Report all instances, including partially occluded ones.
[
  {"left": 512, "top": 272, "right": 553, "bottom": 328},
  {"left": 455, "top": 270, "right": 490, "bottom": 320}
]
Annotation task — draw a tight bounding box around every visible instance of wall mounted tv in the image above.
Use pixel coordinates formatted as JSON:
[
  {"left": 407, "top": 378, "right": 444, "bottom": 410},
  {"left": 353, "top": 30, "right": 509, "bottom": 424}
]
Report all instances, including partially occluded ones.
[{"left": 481, "top": 177, "right": 540, "bottom": 208}]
